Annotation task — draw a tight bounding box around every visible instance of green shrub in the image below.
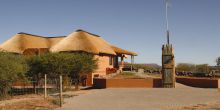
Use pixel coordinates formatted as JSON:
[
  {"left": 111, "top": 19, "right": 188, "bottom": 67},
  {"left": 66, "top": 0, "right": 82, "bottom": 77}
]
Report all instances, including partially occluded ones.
[
  {"left": 0, "top": 52, "right": 27, "bottom": 98},
  {"left": 192, "top": 72, "right": 207, "bottom": 77},
  {"left": 125, "top": 63, "right": 159, "bottom": 72},
  {"left": 26, "top": 52, "right": 98, "bottom": 90}
]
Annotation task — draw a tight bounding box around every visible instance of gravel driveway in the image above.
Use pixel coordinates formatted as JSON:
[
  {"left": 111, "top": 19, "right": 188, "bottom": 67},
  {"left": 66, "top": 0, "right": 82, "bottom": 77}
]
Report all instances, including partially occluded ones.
[{"left": 57, "top": 84, "right": 220, "bottom": 110}]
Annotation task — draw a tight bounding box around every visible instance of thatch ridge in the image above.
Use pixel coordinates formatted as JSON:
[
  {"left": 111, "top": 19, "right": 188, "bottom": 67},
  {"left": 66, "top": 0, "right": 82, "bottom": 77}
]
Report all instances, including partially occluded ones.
[
  {"left": 76, "top": 29, "right": 100, "bottom": 37},
  {"left": 18, "top": 32, "right": 66, "bottom": 38}
]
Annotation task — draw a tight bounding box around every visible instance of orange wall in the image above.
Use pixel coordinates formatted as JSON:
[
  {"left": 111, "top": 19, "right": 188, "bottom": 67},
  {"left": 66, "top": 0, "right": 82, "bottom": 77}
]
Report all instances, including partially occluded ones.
[
  {"left": 93, "top": 55, "right": 113, "bottom": 77},
  {"left": 176, "top": 77, "right": 220, "bottom": 88},
  {"left": 85, "top": 55, "right": 113, "bottom": 85},
  {"left": 93, "top": 78, "right": 162, "bottom": 88}
]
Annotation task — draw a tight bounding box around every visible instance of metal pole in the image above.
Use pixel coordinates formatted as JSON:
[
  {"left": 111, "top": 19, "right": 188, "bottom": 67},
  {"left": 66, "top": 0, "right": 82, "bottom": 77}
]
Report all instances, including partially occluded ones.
[
  {"left": 44, "top": 74, "right": 47, "bottom": 99},
  {"left": 166, "top": 0, "right": 170, "bottom": 44},
  {"left": 59, "top": 75, "right": 63, "bottom": 107}
]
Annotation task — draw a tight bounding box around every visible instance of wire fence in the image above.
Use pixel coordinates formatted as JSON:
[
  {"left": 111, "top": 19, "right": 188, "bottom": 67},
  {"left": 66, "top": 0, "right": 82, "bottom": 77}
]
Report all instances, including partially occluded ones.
[{"left": 0, "top": 75, "right": 65, "bottom": 107}]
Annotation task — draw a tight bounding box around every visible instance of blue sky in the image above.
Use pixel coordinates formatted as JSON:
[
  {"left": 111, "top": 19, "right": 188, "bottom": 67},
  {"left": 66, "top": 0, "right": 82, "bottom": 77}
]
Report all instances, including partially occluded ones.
[{"left": 0, "top": 0, "right": 220, "bottom": 66}]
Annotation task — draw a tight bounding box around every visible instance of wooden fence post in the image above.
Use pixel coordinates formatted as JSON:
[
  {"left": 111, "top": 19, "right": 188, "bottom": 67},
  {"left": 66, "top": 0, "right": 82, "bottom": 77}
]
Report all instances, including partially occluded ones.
[
  {"left": 59, "top": 75, "right": 63, "bottom": 107},
  {"left": 44, "top": 74, "right": 47, "bottom": 99}
]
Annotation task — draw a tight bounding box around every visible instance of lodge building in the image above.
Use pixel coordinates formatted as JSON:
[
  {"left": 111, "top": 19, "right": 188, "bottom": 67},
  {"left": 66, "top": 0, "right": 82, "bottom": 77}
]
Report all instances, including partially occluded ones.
[{"left": 0, "top": 30, "right": 137, "bottom": 86}]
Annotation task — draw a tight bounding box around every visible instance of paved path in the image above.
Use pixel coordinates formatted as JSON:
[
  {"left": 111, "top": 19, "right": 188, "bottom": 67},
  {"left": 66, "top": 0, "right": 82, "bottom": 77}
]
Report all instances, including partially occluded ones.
[{"left": 57, "top": 85, "right": 220, "bottom": 110}]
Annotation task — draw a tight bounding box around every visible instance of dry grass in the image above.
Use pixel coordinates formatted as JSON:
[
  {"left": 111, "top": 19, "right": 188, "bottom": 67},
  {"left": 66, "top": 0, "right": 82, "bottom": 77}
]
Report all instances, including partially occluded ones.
[{"left": 0, "top": 94, "right": 58, "bottom": 110}]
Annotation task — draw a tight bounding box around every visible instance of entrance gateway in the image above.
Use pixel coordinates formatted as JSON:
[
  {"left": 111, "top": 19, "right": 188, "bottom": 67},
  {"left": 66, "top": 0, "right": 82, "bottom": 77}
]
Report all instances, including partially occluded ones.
[
  {"left": 162, "top": 0, "right": 175, "bottom": 88},
  {"left": 162, "top": 44, "right": 175, "bottom": 88}
]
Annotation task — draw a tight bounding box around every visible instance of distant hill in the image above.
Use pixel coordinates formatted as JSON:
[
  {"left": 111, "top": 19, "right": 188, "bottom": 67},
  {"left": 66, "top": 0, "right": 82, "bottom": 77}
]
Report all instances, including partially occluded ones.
[{"left": 145, "top": 63, "right": 161, "bottom": 69}]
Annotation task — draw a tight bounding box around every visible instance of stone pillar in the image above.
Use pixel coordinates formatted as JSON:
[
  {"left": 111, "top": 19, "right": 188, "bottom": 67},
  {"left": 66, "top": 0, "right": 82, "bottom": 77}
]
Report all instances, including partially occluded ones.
[{"left": 162, "top": 44, "right": 175, "bottom": 88}]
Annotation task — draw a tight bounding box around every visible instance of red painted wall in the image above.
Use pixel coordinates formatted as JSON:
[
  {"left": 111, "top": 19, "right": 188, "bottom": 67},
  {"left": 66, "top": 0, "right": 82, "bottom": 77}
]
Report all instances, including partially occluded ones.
[{"left": 176, "top": 77, "right": 220, "bottom": 88}]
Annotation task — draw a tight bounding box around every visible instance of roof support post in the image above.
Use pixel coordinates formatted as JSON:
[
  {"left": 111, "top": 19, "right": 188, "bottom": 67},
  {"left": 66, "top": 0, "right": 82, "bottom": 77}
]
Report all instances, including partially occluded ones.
[
  {"left": 131, "top": 55, "right": 134, "bottom": 71},
  {"left": 121, "top": 55, "right": 124, "bottom": 65},
  {"left": 119, "top": 55, "right": 125, "bottom": 72}
]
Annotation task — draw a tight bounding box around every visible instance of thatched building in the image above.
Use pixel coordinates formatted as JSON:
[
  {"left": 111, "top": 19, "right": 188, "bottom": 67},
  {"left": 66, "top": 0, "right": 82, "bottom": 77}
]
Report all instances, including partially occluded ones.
[{"left": 0, "top": 30, "right": 137, "bottom": 85}]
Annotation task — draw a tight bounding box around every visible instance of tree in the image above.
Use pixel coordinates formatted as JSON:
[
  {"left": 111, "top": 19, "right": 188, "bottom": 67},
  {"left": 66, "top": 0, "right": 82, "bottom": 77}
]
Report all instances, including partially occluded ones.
[
  {"left": 0, "top": 52, "right": 27, "bottom": 98},
  {"left": 26, "top": 55, "right": 46, "bottom": 93},
  {"left": 176, "top": 63, "right": 196, "bottom": 72},
  {"left": 195, "top": 64, "right": 209, "bottom": 73},
  {"left": 216, "top": 57, "right": 220, "bottom": 66},
  {"left": 69, "top": 53, "right": 98, "bottom": 90},
  {"left": 125, "top": 63, "right": 159, "bottom": 72},
  {"left": 27, "top": 52, "right": 97, "bottom": 90}
]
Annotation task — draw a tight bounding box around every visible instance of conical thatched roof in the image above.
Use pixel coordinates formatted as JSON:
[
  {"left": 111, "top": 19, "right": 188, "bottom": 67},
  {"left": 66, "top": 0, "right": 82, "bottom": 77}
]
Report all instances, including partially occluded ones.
[
  {"left": 50, "top": 30, "right": 116, "bottom": 55},
  {"left": 0, "top": 30, "right": 137, "bottom": 56}
]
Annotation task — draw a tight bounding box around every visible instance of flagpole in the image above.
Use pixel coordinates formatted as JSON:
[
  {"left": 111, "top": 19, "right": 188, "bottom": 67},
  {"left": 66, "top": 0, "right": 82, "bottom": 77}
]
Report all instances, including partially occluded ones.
[{"left": 166, "top": 0, "right": 170, "bottom": 44}]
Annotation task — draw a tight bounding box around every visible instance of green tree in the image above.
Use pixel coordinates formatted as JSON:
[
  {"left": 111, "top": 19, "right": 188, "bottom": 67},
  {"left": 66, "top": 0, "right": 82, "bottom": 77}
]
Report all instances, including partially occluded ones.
[
  {"left": 176, "top": 63, "right": 196, "bottom": 72},
  {"left": 69, "top": 53, "right": 98, "bottom": 90},
  {"left": 125, "top": 63, "right": 159, "bottom": 72},
  {"left": 0, "top": 52, "right": 27, "bottom": 98},
  {"left": 195, "top": 64, "right": 209, "bottom": 73},
  {"left": 26, "top": 55, "right": 46, "bottom": 93},
  {"left": 27, "top": 52, "right": 97, "bottom": 90}
]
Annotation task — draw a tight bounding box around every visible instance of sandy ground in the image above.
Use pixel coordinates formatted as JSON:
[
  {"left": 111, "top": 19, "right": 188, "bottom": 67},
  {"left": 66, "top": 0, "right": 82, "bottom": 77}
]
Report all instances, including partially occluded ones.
[
  {"left": 0, "top": 84, "right": 219, "bottom": 110},
  {"left": 57, "top": 84, "right": 220, "bottom": 110},
  {"left": 1, "top": 72, "right": 219, "bottom": 110}
]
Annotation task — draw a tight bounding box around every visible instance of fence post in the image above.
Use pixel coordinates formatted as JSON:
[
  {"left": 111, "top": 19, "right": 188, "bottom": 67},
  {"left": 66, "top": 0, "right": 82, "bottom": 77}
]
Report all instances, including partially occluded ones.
[
  {"left": 44, "top": 74, "right": 47, "bottom": 99},
  {"left": 59, "top": 75, "right": 63, "bottom": 107}
]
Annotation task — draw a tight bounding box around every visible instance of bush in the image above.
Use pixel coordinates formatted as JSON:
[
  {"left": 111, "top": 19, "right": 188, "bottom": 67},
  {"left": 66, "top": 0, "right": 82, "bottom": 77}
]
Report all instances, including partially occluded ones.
[
  {"left": 192, "top": 72, "right": 207, "bottom": 77},
  {"left": 176, "top": 63, "right": 210, "bottom": 77},
  {"left": 124, "top": 63, "right": 159, "bottom": 72},
  {"left": 26, "top": 52, "right": 98, "bottom": 90},
  {"left": 0, "top": 52, "right": 27, "bottom": 98},
  {"left": 176, "top": 63, "right": 196, "bottom": 72}
]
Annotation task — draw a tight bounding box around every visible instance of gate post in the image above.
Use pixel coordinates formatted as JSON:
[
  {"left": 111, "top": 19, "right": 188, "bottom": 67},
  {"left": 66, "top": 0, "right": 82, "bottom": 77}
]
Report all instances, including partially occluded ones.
[{"left": 162, "top": 44, "right": 175, "bottom": 88}]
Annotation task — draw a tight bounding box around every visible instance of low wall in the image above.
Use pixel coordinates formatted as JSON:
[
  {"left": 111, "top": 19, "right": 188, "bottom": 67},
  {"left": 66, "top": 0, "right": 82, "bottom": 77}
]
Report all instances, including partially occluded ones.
[
  {"left": 93, "top": 78, "right": 162, "bottom": 88},
  {"left": 176, "top": 77, "right": 220, "bottom": 88}
]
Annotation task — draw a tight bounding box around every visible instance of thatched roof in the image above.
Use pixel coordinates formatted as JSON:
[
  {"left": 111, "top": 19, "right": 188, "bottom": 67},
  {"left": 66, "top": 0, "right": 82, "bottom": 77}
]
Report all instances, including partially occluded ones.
[
  {"left": 0, "top": 30, "right": 137, "bottom": 56},
  {"left": 0, "top": 32, "right": 64, "bottom": 54},
  {"left": 111, "top": 45, "right": 137, "bottom": 56},
  {"left": 50, "top": 30, "right": 116, "bottom": 55}
]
